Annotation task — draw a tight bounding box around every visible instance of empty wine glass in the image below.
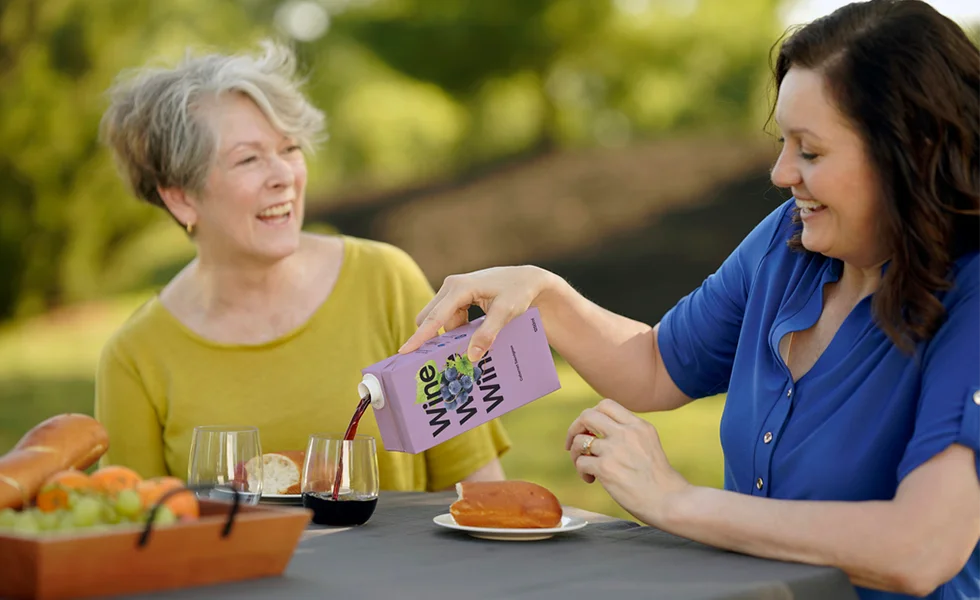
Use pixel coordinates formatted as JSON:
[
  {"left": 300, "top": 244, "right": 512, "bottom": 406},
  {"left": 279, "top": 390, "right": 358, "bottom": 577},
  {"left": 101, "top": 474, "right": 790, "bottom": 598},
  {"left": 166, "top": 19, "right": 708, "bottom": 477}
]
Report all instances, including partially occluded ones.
[
  {"left": 187, "top": 425, "right": 263, "bottom": 505},
  {"left": 301, "top": 433, "right": 379, "bottom": 526}
]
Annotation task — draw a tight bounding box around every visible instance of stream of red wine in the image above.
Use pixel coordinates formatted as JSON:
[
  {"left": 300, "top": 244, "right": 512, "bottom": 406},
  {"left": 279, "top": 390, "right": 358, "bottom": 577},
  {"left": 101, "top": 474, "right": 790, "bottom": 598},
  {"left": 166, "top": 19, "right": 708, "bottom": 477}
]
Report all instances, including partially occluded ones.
[{"left": 331, "top": 394, "right": 371, "bottom": 500}]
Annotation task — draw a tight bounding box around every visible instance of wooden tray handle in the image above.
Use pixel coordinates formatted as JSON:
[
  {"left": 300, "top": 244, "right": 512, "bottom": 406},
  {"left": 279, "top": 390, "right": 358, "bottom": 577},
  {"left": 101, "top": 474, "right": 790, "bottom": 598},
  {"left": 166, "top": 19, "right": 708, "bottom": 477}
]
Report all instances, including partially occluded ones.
[{"left": 138, "top": 484, "right": 242, "bottom": 548}]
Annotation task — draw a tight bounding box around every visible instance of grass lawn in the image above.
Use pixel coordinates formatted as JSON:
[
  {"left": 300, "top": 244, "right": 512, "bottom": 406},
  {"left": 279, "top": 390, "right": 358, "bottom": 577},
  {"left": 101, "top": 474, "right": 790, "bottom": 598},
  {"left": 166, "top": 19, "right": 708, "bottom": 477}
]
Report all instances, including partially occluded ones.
[{"left": 0, "top": 294, "right": 725, "bottom": 523}]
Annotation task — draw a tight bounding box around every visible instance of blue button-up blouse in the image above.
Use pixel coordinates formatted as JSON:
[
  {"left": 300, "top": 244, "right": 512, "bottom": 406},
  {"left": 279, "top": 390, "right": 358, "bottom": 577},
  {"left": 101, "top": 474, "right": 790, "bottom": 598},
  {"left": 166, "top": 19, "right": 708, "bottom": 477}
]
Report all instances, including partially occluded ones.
[{"left": 659, "top": 199, "right": 979, "bottom": 600}]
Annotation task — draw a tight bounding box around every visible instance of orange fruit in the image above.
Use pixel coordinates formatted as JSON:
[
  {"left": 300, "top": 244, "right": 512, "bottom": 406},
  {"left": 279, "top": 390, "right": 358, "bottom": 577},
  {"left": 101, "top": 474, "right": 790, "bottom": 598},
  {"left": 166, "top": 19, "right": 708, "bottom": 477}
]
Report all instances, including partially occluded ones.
[
  {"left": 90, "top": 465, "right": 142, "bottom": 497},
  {"left": 35, "top": 469, "right": 95, "bottom": 513},
  {"left": 137, "top": 476, "right": 199, "bottom": 521}
]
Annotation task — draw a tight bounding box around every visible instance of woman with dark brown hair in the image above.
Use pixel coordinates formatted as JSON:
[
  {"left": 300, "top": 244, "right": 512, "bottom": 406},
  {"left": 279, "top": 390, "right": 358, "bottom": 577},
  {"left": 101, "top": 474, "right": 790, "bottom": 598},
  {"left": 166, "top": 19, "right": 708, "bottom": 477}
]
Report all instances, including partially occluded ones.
[{"left": 400, "top": 1, "right": 979, "bottom": 598}]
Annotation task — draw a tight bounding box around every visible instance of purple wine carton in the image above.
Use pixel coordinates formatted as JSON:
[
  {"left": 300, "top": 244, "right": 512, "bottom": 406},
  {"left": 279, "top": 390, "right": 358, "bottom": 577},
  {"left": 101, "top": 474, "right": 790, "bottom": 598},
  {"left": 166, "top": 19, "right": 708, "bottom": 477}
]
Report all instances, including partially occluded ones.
[{"left": 358, "top": 307, "right": 560, "bottom": 454}]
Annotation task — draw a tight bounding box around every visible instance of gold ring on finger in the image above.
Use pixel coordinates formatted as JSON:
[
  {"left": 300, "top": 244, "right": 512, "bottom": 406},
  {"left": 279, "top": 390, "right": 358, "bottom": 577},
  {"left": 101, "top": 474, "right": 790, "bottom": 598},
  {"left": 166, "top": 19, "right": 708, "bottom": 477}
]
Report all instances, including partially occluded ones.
[{"left": 582, "top": 435, "right": 595, "bottom": 456}]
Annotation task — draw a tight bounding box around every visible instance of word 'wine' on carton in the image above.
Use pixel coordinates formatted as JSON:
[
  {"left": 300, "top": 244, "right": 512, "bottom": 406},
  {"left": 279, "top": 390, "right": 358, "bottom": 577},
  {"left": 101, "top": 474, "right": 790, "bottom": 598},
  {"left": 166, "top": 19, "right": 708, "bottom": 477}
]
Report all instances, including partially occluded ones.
[{"left": 358, "top": 308, "right": 560, "bottom": 454}]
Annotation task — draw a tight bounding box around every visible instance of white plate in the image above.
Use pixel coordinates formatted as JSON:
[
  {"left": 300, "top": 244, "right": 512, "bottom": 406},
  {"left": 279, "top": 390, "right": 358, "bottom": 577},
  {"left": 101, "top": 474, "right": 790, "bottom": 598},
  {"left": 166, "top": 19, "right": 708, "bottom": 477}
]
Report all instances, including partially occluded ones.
[{"left": 432, "top": 513, "right": 587, "bottom": 541}]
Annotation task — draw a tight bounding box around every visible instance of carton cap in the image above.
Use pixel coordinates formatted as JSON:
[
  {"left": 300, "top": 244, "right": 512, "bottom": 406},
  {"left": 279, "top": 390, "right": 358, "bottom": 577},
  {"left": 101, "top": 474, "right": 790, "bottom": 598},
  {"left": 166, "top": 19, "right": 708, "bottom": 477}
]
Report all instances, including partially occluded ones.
[{"left": 358, "top": 374, "right": 385, "bottom": 410}]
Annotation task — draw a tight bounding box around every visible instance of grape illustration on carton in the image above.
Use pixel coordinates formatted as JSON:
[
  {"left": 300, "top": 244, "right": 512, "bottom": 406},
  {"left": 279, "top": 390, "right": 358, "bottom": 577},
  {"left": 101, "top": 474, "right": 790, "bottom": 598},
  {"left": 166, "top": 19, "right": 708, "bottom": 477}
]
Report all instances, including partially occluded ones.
[{"left": 416, "top": 354, "right": 484, "bottom": 412}]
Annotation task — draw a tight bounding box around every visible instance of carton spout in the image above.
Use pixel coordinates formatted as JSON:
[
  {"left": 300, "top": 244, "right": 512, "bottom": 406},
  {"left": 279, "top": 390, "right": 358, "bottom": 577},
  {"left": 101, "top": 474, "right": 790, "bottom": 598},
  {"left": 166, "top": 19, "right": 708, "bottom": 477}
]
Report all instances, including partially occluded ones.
[{"left": 358, "top": 374, "right": 385, "bottom": 411}]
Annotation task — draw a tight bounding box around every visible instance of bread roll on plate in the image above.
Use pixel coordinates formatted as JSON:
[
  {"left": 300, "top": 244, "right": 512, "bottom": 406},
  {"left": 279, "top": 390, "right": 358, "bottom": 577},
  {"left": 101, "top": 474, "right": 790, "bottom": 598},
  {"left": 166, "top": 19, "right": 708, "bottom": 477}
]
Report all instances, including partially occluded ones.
[
  {"left": 450, "top": 480, "right": 562, "bottom": 529},
  {"left": 245, "top": 451, "right": 305, "bottom": 495}
]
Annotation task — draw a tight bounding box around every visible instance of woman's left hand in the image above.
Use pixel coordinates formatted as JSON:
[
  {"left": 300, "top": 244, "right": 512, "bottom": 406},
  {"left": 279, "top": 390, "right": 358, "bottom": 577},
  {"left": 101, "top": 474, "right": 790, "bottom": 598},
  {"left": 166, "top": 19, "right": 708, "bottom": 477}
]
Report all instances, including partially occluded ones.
[{"left": 566, "top": 398, "right": 692, "bottom": 526}]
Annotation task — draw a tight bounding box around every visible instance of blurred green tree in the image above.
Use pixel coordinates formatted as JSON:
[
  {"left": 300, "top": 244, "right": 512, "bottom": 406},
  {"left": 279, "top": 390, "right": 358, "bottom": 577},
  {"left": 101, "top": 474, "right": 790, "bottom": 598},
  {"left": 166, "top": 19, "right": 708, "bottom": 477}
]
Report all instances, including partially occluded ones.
[
  {"left": 0, "top": 0, "right": 783, "bottom": 322},
  {"left": 0, "top": 0, "right": 264, "bottom": 320},
  {"left": 300, "top": 0, "right": 783, "bottom": 186}
]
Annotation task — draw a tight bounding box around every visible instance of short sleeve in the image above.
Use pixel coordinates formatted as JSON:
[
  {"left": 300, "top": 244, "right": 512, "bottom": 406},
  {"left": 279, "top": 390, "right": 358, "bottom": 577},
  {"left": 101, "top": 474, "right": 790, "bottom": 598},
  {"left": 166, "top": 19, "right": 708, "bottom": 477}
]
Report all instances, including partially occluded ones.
[
  {"left": 423, "top": 421, "right": 512, "bottom": 491},
  {"left": 376, "top": 242, "right": 438, "bottom": 354},
  {"left": 658, "top": 200, "right": 793, "bottom": 399},
  {"left": 897, "top": 255, "right": 980, "bottom": 482}
]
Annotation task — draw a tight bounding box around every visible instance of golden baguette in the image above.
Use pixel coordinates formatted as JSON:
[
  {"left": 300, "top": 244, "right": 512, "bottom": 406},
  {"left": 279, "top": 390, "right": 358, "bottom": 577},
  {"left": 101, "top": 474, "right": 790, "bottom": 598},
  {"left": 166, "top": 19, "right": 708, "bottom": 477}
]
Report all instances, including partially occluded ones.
[{"left": 0, "top": 414, "right": 109, "bottom": 510}]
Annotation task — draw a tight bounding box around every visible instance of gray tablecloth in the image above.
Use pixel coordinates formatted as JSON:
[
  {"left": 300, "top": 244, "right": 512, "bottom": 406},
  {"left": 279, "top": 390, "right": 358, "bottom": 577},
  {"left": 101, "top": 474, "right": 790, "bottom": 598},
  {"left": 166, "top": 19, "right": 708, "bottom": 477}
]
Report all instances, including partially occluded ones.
[{"left": 139, "top": 491, "right": 858, "bottom": 600}]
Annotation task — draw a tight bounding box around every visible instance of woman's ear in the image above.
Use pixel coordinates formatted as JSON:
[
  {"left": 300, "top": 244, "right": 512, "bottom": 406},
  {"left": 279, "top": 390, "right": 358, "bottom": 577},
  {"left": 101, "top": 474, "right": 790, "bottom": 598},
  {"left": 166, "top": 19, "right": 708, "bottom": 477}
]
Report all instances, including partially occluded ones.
[{"left": 158, "top": 186, "right": 198, "bottom": 229}]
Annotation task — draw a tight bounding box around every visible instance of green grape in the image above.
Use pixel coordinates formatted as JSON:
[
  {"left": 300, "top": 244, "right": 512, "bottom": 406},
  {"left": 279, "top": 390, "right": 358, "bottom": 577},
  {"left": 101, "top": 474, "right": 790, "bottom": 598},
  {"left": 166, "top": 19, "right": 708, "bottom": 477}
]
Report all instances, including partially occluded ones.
[
  {"left": 101, "top": 502, "right": 121, "bottom": 525},
  {"left": 72, "top": 497, "right": 102, "bottom": 528},
  {"left": 36, "top": 510, "right": 62, "bottom": 531},
  {"left": 12, "top": 512, "right": 40, "bottom": 535},
  {"left": 0, "top": 508, "right": 17, "bottom": 529},
  {"left": 120, "top": 512, "right": 144, "bottom": 525},
  {"left": 115, "top": 489, "right": 142, "bottom": 518},
  {"left": 151, "top": 506, "right": 177, "bottom": 527},
  {"left": 55, "top": 510, "right": 76, "bottom": 531}
]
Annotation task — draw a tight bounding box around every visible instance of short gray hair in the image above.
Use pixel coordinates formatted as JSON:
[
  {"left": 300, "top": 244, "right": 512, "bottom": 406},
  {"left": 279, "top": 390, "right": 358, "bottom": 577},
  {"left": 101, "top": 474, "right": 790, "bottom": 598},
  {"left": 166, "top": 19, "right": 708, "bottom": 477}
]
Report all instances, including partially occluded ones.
[{"left": 100, "top": 40, "right": 326, "bottom": 209}]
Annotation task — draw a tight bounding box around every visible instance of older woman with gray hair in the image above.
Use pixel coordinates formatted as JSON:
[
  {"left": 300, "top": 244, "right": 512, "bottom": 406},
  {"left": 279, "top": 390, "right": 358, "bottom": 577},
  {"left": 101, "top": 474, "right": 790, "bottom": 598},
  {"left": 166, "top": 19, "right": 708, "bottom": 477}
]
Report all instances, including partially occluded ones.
[{"left": 95, "top": 41, "right": 509, "bottom": 491}]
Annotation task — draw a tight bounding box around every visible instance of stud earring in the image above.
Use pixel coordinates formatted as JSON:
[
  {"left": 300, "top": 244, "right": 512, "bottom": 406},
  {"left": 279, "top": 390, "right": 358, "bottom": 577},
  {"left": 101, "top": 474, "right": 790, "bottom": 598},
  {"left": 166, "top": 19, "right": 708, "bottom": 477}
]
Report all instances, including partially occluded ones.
[{"left": 186, "top": 221, "right": 195, "bottom": 235}]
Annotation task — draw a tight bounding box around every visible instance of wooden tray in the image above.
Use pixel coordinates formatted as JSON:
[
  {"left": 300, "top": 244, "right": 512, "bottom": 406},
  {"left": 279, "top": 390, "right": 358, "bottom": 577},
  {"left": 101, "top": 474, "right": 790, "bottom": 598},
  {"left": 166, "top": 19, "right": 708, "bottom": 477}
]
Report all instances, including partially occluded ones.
[{"left": 0, "top": 499, "right": 312, "bottom": 600}]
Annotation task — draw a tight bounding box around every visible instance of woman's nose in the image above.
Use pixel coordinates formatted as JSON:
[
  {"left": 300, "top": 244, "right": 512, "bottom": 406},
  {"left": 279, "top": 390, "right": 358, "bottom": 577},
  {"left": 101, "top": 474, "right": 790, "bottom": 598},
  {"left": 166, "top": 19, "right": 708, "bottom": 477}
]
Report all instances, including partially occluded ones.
[
  {"left": 267, "top": 155, "right": 296, "bottom": 189},
  {"left": 770, "top": 149, "right": 801, "bottom": 189}
]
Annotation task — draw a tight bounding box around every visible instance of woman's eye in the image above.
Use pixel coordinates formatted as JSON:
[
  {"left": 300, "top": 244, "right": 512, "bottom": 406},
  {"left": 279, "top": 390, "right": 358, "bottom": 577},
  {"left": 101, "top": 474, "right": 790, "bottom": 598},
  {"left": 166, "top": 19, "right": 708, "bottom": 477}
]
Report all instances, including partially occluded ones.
[
  {"left": 237, "top": 156, "right": 257, "bottom": 166},
  {"left": 284, "top": 145, "right": 302, "bottom": 154},
  {"left": 800, "top": 151, "right": 818, "bottom": 161}
]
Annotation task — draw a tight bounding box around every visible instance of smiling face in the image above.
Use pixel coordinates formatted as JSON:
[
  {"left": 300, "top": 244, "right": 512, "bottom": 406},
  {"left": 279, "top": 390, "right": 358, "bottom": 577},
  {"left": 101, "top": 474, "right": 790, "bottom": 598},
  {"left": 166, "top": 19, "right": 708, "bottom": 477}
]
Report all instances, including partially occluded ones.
[
  {"left": 770, "top": 67, "right": 888, "bottom": 268},
  {"left": 179, "top": 92, "right": 308, "bottom": 264}
]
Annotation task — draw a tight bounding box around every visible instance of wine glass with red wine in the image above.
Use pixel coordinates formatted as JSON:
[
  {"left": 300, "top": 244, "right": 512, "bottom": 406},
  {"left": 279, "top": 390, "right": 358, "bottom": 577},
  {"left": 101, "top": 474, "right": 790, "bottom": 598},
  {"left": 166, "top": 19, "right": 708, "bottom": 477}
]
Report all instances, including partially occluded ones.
[{"left": 301, "top": 433, "right": 379, "bottom": 526}]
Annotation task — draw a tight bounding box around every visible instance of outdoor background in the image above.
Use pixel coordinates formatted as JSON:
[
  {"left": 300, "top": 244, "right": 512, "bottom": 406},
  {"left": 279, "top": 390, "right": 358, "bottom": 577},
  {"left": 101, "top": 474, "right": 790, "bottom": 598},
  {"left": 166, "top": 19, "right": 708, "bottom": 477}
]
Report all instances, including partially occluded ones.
[{"left": 1, "top": 0, "right": 977, "bottom": 522}]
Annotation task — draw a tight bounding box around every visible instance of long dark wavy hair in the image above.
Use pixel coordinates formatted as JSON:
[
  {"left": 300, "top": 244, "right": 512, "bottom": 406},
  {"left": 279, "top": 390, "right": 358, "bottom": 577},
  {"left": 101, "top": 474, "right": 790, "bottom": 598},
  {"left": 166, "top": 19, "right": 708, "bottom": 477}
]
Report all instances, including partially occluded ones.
[{"left": 768, "top": 0, "right": 979, "bottom": 353}]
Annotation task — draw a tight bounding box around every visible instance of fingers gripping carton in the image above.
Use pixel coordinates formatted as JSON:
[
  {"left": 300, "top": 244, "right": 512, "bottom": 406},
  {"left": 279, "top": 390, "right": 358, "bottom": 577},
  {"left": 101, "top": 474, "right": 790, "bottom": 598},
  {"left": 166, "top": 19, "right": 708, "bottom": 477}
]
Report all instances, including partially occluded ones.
[{"left": 358, "top": 308, "right": 561, "bottom": 454}]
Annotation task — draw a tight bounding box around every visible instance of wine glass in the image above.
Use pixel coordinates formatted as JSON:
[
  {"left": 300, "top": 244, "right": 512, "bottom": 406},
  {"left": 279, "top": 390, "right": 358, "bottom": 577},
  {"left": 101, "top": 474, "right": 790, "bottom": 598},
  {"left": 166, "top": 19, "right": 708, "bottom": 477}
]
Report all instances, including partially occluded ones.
[
  {"left": 187, "top": 425, "right": 263, "bottom": 505},
  {"left": 301, "top": 433, "right": 379, "bottom": 526}
]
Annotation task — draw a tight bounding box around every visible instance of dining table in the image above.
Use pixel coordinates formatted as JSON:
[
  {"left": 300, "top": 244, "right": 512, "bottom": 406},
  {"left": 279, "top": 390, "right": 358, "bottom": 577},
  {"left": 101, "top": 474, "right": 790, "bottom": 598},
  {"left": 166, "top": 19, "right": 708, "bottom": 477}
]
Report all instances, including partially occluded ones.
[{"left": 127, "top": 490, "right": 859, "bottom": 600}]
